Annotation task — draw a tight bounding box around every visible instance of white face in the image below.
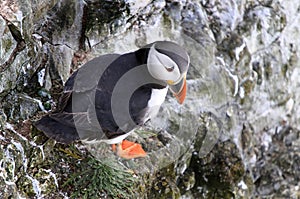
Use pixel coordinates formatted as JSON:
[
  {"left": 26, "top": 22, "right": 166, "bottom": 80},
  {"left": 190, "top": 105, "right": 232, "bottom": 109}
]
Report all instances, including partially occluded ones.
[{"left": 147, "top": 44, "right": 182, "bottom": 83}]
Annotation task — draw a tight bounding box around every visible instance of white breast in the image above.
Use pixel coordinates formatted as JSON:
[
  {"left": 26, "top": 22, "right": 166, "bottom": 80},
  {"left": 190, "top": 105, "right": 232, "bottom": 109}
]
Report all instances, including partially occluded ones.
[
  {"left": 144, "top": 87, "right": 168, "bottom": 122},
  {"left": 84, "top": 87, "right": 169, "bottom": 145}
]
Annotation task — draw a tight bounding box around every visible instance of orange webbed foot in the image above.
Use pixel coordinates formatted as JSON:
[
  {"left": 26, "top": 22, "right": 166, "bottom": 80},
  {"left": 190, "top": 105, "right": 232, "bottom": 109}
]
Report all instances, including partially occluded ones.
[{"left": 111, "top": 140, "right": 147, "bottom": 159}]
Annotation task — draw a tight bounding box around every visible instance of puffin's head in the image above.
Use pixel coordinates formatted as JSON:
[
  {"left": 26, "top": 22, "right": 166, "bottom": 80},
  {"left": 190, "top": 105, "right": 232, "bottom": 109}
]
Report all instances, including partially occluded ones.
[{"left": 147, "top": 41, "right": 190, "bottom": 104}]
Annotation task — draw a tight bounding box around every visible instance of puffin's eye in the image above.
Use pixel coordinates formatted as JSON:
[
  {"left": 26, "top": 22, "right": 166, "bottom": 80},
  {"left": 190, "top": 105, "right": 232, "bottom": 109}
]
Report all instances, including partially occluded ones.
[{"left": 165, "top": 65, "right": 174, "bottom": 72}]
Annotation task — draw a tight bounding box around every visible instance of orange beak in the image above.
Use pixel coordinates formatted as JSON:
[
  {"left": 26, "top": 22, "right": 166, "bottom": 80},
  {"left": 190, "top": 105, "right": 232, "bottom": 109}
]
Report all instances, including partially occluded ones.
[{"left": 169, "top": 76, "right": 187, "bottom": 104}]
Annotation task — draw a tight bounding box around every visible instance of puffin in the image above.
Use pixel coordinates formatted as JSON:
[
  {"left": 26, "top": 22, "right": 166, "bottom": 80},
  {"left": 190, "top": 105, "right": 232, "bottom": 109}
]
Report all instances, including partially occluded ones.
[{"left": 35, "top": 41, "right": 190, "bottom": 159}]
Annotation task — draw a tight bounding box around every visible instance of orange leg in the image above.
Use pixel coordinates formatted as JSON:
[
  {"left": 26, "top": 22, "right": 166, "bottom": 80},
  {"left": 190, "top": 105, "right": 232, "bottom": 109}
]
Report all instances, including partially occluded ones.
[{"left": 111, "top": 140, "right": 147, "bottom": 159}]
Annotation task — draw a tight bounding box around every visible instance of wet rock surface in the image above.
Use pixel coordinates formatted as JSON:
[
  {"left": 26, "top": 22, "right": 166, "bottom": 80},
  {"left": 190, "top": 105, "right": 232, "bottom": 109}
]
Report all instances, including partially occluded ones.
[{"left": 1, "top": 0, "right": 300, "bottom": 198}]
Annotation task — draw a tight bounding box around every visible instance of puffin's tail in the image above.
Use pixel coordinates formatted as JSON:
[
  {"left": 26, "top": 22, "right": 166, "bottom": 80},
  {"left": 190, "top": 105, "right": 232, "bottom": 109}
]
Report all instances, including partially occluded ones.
[{"left": 34, "top": 115, "right": 79, "bottom": 144}]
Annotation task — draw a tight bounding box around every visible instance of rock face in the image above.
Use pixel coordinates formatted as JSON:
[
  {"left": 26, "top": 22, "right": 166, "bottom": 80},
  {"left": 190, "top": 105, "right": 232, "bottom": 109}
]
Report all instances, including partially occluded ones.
[{"left": 0, "top": 0, "right": 300, "bottom": 198}]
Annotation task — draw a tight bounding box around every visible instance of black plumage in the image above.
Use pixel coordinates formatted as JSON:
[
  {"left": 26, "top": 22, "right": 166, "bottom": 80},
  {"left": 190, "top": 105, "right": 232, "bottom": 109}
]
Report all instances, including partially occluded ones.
[
  {"left": 35, "top": 47, "right": 163, "bottom": 143},
  {"left": 35, "top": 41, "right": 189, "bottom": 145}
]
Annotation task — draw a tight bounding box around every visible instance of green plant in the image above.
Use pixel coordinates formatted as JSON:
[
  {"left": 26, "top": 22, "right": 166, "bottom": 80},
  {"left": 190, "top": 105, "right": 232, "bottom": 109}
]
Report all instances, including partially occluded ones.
[{"left": 63, "top": 157, "right": 137, "bottom": 199}]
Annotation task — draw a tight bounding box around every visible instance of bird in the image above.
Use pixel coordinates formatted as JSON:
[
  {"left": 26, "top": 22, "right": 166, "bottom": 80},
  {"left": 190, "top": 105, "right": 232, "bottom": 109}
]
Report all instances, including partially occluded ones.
[{"left": 34, "top": 41, "right": 190, "bottom": 159}]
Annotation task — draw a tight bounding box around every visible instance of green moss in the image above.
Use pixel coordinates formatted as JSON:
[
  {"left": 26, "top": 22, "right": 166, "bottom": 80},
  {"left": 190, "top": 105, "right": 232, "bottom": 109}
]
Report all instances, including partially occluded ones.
[
  {"left": 84, "top": 0, "right": 129, "bottom": 33},
  {"left": 63, "top": 157, "right": 137, "bottom": 199},
  {"left": 241, "top": 79, "right": 254, "bottom": 96},
  {"left": 147, "top": 164, "right": 181, "bottom": 199},
  {"left": 188, "top": 141, "right": 245, "bottom": 198},
  {"left": 3, "top": 37, "right": 14, "bottom": 52}
]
